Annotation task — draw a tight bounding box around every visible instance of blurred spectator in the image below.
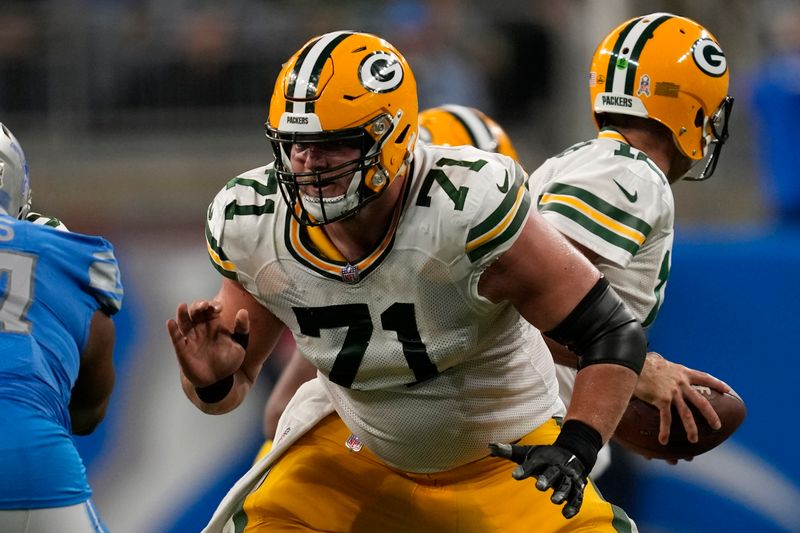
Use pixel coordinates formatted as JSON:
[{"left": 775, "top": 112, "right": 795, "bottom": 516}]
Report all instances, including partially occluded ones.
[
  {"left": 383, "top": 0, "right": 491, "bottom": 112},
  {"left": 0, "top": 3, "right": 48, "bottom": 113},
  {"left": 751, "top": 2, "right": 800, "bottom": 224},
  {"left": 117, "top": 4, "right": 276, "bottom": 112},
  {"left": 475, "top": 7, "right": 554, "bottom": 128}
]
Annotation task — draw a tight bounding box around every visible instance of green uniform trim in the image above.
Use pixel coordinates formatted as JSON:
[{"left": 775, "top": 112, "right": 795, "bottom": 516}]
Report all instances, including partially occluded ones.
[
  {"left": 467, "top": 189, "right": 530, "bottom": 263},
  {"left": 543, "top": 183, "right": 652, "bottom": 237},
  {"left": 205, "top": 222, "right": 237, "bottom": 280}
]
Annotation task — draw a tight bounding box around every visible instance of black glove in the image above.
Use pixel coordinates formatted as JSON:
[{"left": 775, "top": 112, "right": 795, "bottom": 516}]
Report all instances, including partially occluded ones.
[{"left": 488, "top": 419, "right": 602, "bottom": 519}]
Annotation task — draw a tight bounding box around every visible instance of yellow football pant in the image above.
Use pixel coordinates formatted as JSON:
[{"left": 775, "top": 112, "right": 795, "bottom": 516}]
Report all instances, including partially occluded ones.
[{"left": 238, "top": 414, "right": 636, "bottom": 532}]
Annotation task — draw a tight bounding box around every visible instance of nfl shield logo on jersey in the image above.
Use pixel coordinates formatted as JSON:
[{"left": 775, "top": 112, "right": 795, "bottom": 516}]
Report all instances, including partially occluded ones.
[
  {"left": 345, "top": 434, "right": 363, "bottom": 452},
  {"left": 341, "top": 263, "right": 359, "bottom": 284}
]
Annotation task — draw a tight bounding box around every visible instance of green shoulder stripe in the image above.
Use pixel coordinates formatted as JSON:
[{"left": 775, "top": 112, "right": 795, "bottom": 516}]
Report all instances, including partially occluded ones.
[
  {"left": 467, "top": 169, "right": 526, "bottom": 243},
  {"left": 539, "top": 201, "right": 640, "bottom": 255},
  {"left": 205, "top": 222, "right": 237, "bottom": 280},
  {"left": 543, "top": 183, "right": 652, "bottom": 236},
  {"left": 205, "top": 222, "right": 223, "bottom": 256},
  {"left": 467, "top": 192, "right": 530, "bottom": 263},
  {"left": 208, "top": 257, "right": 238, "bottom": 280}
]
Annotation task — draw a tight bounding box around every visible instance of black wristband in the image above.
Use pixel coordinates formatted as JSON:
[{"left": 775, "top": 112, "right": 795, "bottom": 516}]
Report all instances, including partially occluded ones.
[
  {"left": 195, "top": 374, "right": 234, "bottom": 403},
  {"left": 554, "top": 419, "right": 603, "bottom": 474}
]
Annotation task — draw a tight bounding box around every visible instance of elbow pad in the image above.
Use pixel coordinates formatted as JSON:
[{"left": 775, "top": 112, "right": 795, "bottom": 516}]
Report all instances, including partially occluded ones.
[{"left": 544, "top": 277, "right": 646, "bottom": 374}]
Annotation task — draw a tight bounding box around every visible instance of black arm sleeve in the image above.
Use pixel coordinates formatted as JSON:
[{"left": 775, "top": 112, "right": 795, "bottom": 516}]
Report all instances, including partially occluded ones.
[{"left": 544, "top": 277, "right": 646, "bottom": 374}]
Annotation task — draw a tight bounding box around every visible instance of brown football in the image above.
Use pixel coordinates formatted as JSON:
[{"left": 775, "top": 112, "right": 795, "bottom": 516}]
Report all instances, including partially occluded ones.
[{"left": 613, "top": 385, "right": 746, "bottom": 460}]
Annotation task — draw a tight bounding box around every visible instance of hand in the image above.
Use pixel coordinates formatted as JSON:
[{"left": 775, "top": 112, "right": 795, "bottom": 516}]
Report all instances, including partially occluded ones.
[
  {"left": 489, "top": 442, "right": 587, "bottom": 519},
  {"left": 634, "top": 351, "right": 731, "bottom": 447},
  {"left": 166, "top": 300, "right": 249, "bottom": 387}
]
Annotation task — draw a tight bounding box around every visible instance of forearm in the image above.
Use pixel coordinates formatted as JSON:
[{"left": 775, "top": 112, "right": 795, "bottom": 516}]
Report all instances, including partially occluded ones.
[
  {"left": 565, "top": 363, "right": 638, "bottom": 442},
  {"left": 543, "top": 277, "right": 646, "bottom": 441},
  {"left": 70, "top": 311, "right": 116, "bottom": 435},
  {"left": 69, "top": 399, "right": 110, "bottom": 435},
  {"left": 181, "top": 365, "right": 258, "bottom": 415}
]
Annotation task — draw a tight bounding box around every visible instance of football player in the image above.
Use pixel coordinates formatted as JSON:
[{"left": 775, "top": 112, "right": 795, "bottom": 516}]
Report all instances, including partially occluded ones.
[
  {"left": 528, "top": 12, "right": 734, "bottom": 454},
  {"left": 259, "top": 104, "right": 523, "bottom": 446},
  {"left": 418, "top": 104, "right": 521, "bottom": 162},
  {"left": 0, "top": 125, "right": 67, "bottom": 231},
  {"left": 0, "top": 123, "right": 123, "bottom": 532},
  {"left": 168, "top": 31, "right": 645, "bottom": 530}
]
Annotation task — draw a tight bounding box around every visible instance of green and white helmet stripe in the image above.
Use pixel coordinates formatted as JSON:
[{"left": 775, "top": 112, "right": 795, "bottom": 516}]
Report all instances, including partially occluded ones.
[
  {"left": 604, "top": 13, "right": 673, "bottom": 95},
  {"left": 595, "top": 13, "right": 673, "bottom": 118},
  {"left": 440, "top": 105, "right": 497, "bottom": 152},
  {"left": 284, "top": 30, "right": 354, "bottom": 115}
]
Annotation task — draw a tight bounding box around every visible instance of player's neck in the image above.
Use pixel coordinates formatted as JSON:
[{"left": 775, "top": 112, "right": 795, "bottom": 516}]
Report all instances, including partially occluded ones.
[
  {"left": 322, "top": 171, "right": 408, "bottom": 262},
  {"left": 616, "top": 126, "right": 673, "bottom": 179}
]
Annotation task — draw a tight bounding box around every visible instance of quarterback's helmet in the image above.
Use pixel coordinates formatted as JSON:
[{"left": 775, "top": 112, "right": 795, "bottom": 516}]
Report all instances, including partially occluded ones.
[
  {"left": 0, "top": 123, "right": 31, "bottom": 219},
  {"left": 589, "top": 13, "right": 733, "bottom": 180},
  {"left": 418, "top": 104, "right": 521, "bottom": 162},
  {"left": 266, "top": 31, "right": 418, "bottom": 225}
]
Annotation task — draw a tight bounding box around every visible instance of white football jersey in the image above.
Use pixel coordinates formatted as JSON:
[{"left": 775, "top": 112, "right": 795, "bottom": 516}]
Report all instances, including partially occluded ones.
[
  {"left": 206, "top": 144, "right": 563, "bottom": 473},
  {"left": 528, "top": 129, "right": 674, "bottom": 327}
]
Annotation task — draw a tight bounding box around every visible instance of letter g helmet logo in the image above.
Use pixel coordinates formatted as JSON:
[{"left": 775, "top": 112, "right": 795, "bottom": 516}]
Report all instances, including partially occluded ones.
[
  {"left": 692, "top": 38, "right": 727, "bottom": 77},
  {"left": 358, "top": 51, "right": 404, "bottom": 93}
]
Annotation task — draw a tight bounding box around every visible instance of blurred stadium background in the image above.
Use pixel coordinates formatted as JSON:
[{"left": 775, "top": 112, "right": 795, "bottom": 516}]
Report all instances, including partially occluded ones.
[{"left": 2, "top": 0, "right": 798, "bottom": 532}]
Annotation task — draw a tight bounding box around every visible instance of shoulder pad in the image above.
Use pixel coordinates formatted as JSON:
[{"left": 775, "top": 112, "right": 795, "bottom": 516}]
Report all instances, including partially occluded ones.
[
  {"left": 26, "top": 211, "right": 69, "bottom": 231},
  {"left": 206, "top": 165, "right": 278, "bottom": 280}
]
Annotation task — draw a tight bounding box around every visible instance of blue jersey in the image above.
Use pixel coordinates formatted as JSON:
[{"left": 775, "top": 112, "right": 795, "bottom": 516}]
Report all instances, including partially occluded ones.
[{"left": 0, "top": 214, "right": 123, "bottom": 509}]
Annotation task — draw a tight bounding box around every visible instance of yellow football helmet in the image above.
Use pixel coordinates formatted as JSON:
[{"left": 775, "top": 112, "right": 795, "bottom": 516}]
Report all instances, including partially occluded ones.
[
  {"left": 266, "top": 31, "right": 418, "bottom": 225},
  {"left": 0, "top": 123, "right": 32, "bottom": 219},
  {"left": 418, "top": 104, "right": 521, "bottom": 163},
  {"left": 589, "top": 13, "right": 733, "bottom": 180}
]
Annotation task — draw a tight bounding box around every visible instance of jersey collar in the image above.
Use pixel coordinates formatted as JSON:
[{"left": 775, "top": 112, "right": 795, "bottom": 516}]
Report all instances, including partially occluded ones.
[
  {"left": 597, "top": 127, "right": 630, "bottom": 144},
  {"left": 284, "top": 164, "right": 415, "bottom": 282}
]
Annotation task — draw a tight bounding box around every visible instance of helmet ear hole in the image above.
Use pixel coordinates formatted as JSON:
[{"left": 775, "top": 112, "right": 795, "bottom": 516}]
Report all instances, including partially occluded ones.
[
  {"left": 395, "top": 124, "right": 410, "bottom": 144},
  {"left": 694, "top": 108, "right": 704, "bottom": 128}
]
